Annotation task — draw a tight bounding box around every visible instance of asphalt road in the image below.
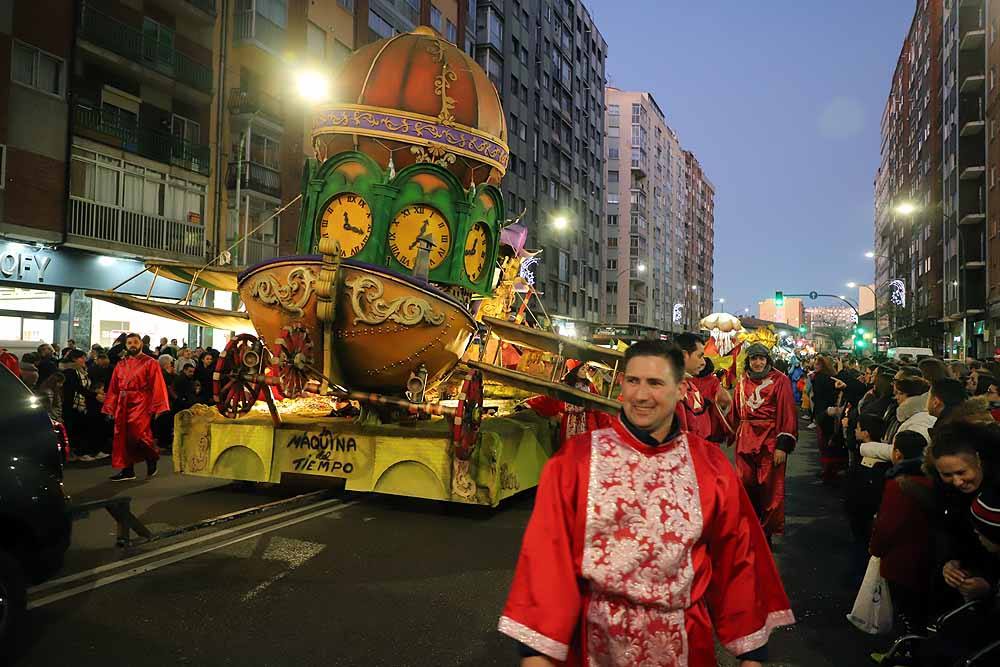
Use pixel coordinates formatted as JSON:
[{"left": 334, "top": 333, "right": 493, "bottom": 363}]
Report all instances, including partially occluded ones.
[{"left": 16, "top": 420, "right": 887, "bottom": 666}]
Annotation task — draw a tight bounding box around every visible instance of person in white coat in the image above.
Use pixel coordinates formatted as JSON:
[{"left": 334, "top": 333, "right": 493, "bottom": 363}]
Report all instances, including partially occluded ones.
[{"left": 861, "top": 376, "right": 936, "bottom": 463}]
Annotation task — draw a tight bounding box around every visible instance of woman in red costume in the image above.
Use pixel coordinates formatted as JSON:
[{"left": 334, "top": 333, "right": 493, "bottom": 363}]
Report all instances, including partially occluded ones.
[
  {"left": 524, "top": 360, "right": 613, "bottom": 446},
  {"left": 500, "top": 340, "right": 794, "bottom": 666}
]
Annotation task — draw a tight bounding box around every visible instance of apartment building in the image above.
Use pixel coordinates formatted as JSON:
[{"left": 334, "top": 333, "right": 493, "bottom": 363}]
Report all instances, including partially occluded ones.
[
  {"left": 475, "top": 0, "right": 608, "bottom": 328},
  {"left": 680, "top": 150, "right": 714, "bottom": 330}
]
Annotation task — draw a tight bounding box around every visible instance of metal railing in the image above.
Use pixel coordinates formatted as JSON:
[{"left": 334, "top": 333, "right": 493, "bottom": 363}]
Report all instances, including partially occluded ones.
[
  {"left": 227, "top": 237, "right": 280, "bottom": 267},
  {"left": 234, "top": 9, "right": 285, "bottom": 52},
  {"left": 226, "top": 161, "right": 282, "bottom": 198},
  {"left": 79, "top": 3, "right": 213, "bottom": 93},
  {"left": 69, "top": 198, "right": 205, "bottom": 259},
  {"left": 74, "top": 105, "right": 210, "bottom": 176},
  {"left": 228, "top": 88, "right": 283, "bottom": 124},
  {"left": 185, "top": 0, "right": 217, "bottom": 15}
]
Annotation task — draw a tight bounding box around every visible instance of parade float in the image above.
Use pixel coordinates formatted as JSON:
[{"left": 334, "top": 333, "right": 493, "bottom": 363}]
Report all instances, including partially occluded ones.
[
  {"left": 86, "top": 28, "right": 619, "bottom": 506},
  {"left": 700, "top": 312, "right": 782, "bottom": 386}
]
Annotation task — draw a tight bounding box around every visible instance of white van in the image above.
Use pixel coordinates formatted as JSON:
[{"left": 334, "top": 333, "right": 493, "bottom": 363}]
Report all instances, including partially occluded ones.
[{"left": 887, "top": 346, "right": 934, "bottom": 360}]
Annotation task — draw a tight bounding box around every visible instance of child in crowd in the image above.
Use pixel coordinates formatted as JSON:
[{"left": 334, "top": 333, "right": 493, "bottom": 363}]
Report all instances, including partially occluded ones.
[
  {"left": 870, "top": 430, "right": 935, "bottom": 636},
  {"left": 846, "top": 413, "right": 890, "bottom": 543}
]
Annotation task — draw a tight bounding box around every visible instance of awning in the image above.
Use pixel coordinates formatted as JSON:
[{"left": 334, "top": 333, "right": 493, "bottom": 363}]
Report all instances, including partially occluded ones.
[
  {"left": 85, "top": 291, "right": 254, "bottom": 331},
  {"left": 143, "top": 261, "right": 240, "bottom": 293}
]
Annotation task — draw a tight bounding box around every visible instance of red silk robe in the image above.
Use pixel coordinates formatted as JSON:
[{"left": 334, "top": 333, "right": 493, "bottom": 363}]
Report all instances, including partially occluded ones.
[
  {"left": 499, "top": 417, "right": 794, "bottom": 665},
  {"left": 678, "top": 375, "right": 732, "bottom": 444},
  {"left": 732, "top": 370, "right": 798, "bottom": 536},
  {"left": 102, "top": 353, "right": 170, "bottom": 468}
]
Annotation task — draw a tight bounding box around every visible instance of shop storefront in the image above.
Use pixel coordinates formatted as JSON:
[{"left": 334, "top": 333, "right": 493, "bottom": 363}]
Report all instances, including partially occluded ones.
[{"left": 0, "top": 241, "right": 196, "bottom": 350}]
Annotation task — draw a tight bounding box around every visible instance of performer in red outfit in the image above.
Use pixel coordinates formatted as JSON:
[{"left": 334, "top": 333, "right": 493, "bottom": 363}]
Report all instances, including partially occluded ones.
[
  {"left": 675, "top": 333, "right": 732, "bottom": 443},
  {"left": 102, "top": 333, "right": 170, "bottom": 481},
  {"left": 525, "top": 361, "right": 613, "bottom": 446},
  {"left": 500, "top": 340, "right": 794, "bottom": 667},
  {"left": 731, "top": 343, "right": 798, "bottom": 539}
]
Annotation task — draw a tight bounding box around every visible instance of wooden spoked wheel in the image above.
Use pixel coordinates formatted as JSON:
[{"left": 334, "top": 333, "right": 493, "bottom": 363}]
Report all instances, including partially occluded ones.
[
  {"left": 214, "top": 334, "right": 268, "bottom": 418},
  {"left": 450, "top": 369, "right": 483, "bottom": 460},
  {"left": 274, "top": 324, "right": 313, "bottom": 398}
]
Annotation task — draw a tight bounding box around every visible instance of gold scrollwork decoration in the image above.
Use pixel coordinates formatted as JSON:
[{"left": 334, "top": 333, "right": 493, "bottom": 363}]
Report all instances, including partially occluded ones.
[
  {"left": 346, "top": 275, "right": 445, "bottom": 327},
  {"left": 410, "top": 144, "right": 457, "bottom": 167},
  {"left": 248, "top": 268, "right": 317, "bottom": 317}
]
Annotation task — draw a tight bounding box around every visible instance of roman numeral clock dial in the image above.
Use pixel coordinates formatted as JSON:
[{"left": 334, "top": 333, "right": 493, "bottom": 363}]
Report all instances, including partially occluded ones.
[
  {"left": 318, "top": 193, "right": 373, "bottom": 258},
  {"left": 388, "top": 205, "right": 452, "bottom": 270},
  {"left": 463, "top": 222, "right": 490, "bottom": 281}
]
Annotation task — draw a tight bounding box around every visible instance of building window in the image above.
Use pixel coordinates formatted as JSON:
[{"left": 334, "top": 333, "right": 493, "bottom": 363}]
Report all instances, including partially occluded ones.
[
  {"left": 992, "top": 166, "right": 996, "bottom": 189},
  {"left": 369, "top": 9, "right": 395, "bottom": 39},
  {"left": 172, "top": 115, "right": 201, "bottom": 145},
  {"left": 477, "top": 6, "right": 503, "bottom": 50},
  {"left": 445, "top": 19, "right": 457, "bottom": 44},
  {"left": 11, "top": 41, "right": 64, "bottom": 98},
  {"left": 0, "top": 145, "right": 5, "bottom": 190},
  {"left": 337, "top": 0, "right": 354, "bottom": 12},
  {"left": 607, "top": 170, "right": 619, "bottom": 184},
  {"left": 306, "top": 21, "right": 326, "bottom": 61},
  {"left": 430, "top": 5, "right": 442, "bottom": 32},
  {"left": 606, "top": 258, "right": 617, "bottom": 270},
  {"left": 250, "top": 132, "right": 281, "bottom": 169},
  {"left": 518, "top": 120, "right": 527, "bottom": 141},
  {"left": 607, "top": 214, "right": 618, "bottom": 226}
]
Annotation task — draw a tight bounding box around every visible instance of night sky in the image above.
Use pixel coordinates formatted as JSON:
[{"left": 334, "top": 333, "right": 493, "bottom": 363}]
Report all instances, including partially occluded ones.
[{"left": 590, "top": 0, "right": 916, "bottom": 315}]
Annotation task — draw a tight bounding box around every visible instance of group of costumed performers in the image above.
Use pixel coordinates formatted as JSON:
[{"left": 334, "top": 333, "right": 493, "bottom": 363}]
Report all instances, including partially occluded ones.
[{"left": 502, "top": 340, "right": 794, "bottom": 666}]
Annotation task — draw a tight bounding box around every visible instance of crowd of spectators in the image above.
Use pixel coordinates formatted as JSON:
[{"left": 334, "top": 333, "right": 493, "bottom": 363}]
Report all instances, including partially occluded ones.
[
  {"left": 791, "top": 353, "right": 999, "bottom": 665},
  {"left": 5, "top": 336, "right": 220, "bottom": 463}
]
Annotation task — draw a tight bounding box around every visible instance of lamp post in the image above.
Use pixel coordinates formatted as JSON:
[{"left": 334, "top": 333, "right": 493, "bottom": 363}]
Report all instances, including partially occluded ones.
[{"left": 846, "top": 281, "right": 878, "bottom": 345}]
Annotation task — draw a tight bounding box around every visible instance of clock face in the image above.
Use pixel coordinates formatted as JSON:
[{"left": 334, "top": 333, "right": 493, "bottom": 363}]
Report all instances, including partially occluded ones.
[
  {"left": 463, "top": 222, "right": 490, "bottom": 281},
  {"left": 318, "top": 193, "right": 373, "bottom": 258},
  {"left": 388, "top": 205, "right": 451, "bottom": 270}
]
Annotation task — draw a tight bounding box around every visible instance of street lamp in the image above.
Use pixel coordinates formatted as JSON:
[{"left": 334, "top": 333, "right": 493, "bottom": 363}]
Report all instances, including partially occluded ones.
[
  {"left": 295, "top": 69, "right": 332, "bottom": 103},
  {"left": 894, "top": 202, "right": 918, "bottom": 216},
  {"left": 636, "top": 262, "right": 646, "bottom": 273},
  {"left": 551, "top": 215, "right": 569, "bottom": 231},
  {"left": 846, "top": 281, "right": 879, "bottom": 345}
]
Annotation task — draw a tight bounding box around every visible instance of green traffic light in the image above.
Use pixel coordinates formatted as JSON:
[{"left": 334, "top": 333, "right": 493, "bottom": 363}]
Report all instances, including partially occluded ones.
[
  {"left": 856, "top": 340, "right": 868, "bottom": 349},
  {"left": 798, "top": 326, "right": 806, "bottom": 333},
  {"left": 775, "top": 291, "right": 784, "bottom": 307}
]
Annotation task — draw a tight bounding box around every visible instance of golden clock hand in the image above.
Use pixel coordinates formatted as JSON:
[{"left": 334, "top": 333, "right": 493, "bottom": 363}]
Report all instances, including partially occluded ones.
[
  {"left": 409, "top": 219, "right": 431, "bottom": 250},
  {"left": 465, "top": 238, "right": 479, "bottom": 256},
  {"left": 342, "top": 211, "right": 364, "bottom": 235}
]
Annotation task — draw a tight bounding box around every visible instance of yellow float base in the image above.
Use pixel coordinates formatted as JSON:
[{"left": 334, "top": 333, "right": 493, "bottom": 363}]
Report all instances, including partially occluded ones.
[{"left": 172, "top": 408, "right": 556, "bottom": 507}]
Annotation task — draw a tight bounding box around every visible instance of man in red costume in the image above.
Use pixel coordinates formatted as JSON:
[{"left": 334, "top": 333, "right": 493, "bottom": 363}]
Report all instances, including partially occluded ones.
[
  {"left": 499, "top": 340, "right": 794, "bottom": 666},
  {"left": 675, "top": 332, "right": 731, "bottom": 443},
  {"left": 732, "top": 343, "right": 798, "bottom": 541},
  {"left": 102, "top": 333, "right": 170, "bottom": 481}
]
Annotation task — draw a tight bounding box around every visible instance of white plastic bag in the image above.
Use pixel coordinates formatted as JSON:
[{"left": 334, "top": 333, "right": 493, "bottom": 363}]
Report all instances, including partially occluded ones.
[{"left": 847, "top": 556, "right": 894, "bottom": 634}]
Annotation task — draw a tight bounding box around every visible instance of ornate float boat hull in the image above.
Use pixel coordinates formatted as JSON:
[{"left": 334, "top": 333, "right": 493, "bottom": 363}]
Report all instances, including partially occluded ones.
[{"left": 238, "top": 255, "right": 476, "bottom": 394}]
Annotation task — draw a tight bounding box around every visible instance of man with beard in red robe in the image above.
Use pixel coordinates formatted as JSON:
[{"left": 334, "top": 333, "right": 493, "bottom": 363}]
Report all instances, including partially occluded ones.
[
  {"left": 103, "top": 333, "right": 170, "bottom": 481},
  {"left": 499, "top": 340, "right": 794, "bottom": 666},
  {"left": 675, "top": 333, "right": 732, "bottom": 443},
  {"left": 731, "top": 343, "right": 798, "bottom": 542}
]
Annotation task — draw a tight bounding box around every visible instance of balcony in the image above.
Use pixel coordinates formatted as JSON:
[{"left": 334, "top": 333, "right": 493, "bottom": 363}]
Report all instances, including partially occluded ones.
[
  {"left": 79, "top": 3, "right": 213, "bottom": 94},
  {"left": 961, "top": 119, "right": 985, "bottom": 136},
  {"left": 227, "top": 238, "right": 280, "bottom": 267},
  {"left": 960, "top": 74, "right": 985, "bottom": 93},
  {"left": 68, "top": 198, "right": 205, "bottom": 261},
  {"left": 186, "top": 0, "right": 217, "bottom": 15},
  {"left": 228, "top": 88, "right": 283, "bottom": 127},
  {"left": 226, "top": 161, "right": 282, "bottom": 199},
  {"left": 960, "top": 29, "right": 985, "bottom": 51},
  {"left": 235, "top": 7, "right": 286, "bottom": 54},
  {"left": 960, "top": 165, "right": 986, "bottom": 180},
  {"left": 959, "top": 212, "right": 986, "bottom": 225},
  {"left": 74, "top": 105, "right": 210, "bottom": 176}
]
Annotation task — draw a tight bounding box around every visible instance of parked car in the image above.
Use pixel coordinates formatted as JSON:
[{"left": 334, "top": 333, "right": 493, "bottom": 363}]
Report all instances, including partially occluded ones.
[{"left": 0, "top": 364, "right": 71, "bottom": 654}]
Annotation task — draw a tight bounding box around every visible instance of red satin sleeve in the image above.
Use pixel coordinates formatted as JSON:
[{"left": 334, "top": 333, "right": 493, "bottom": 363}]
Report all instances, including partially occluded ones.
[{"left": 499, "top": 441, "right": 587, "bottom": 661}]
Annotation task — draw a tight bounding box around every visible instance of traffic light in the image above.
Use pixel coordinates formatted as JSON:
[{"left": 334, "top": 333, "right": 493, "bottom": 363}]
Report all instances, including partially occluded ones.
[
  {"left": 775, "top": 291, "right": 784, "bottom": 307},
  {"left": 798, "top": 325, "right": 807, "bottom": 333},
  {"left": 855, "top": 339, "right": 868, "bottom": 349},
  {"left": 855, "top": 326, "right": 866, "bottom": 335}
]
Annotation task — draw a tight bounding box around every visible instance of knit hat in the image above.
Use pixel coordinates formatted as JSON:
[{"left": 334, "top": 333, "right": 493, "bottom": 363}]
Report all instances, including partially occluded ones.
[
  {"left": 970, "top": 484, "right": 1000, "bottom": 545},
  {"left": 745, "top": 343, "right": 772, "bottom": 361}
]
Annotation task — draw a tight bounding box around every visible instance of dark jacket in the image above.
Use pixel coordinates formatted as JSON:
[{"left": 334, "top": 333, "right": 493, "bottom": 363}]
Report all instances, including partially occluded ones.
[
  {"left": 870, "top": 459, "right": 935, "bottom": 591},
  {"left": 172, "top": 374, "right": 199, "bottom": 412},
  {"left": 811, "top": 371, "right": 838, "bottom": 432},
  {"left": 35, "top": 356, "right": 58, "bottom": 387},
  {"left": 195, "top": 352, "right": 216, "bottom": 405}
]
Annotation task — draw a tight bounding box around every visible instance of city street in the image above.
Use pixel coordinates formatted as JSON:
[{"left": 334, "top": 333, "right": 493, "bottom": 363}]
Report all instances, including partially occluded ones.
[{"left": 15, "top": 421, "right": 885, "bottom": 666}]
